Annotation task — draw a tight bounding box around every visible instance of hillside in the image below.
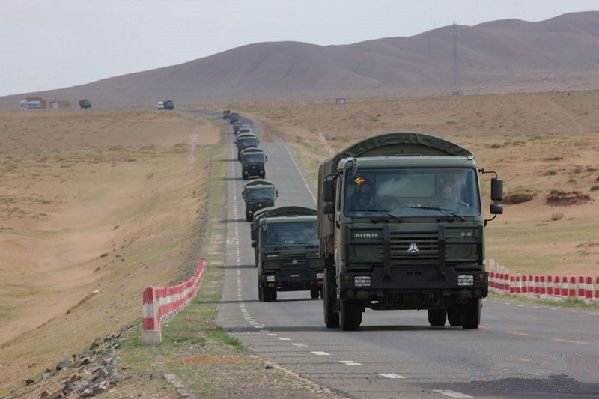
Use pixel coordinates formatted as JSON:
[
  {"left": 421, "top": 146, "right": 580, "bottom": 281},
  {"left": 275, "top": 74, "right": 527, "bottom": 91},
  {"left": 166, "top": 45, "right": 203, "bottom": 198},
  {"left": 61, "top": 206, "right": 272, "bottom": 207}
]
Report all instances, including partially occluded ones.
[{"left": 3, "top": 11, "right": 599, "bottom": 106}]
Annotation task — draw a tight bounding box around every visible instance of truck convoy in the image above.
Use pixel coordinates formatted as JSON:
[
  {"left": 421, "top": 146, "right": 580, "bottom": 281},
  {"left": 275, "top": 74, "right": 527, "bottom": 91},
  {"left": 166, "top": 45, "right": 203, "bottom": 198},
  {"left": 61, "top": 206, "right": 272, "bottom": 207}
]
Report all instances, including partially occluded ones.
[
  {"left": 242, "top": 180, "right": 278, "bottom": 221},
  {"left": 240, "top": 148, "right": 267, "bottom": 180},
  {"left": 251, "top": 207, "right": 324, "bottom": 302},
  {"left": 317, "top": 133, "right": 503, "bottom": 331}
]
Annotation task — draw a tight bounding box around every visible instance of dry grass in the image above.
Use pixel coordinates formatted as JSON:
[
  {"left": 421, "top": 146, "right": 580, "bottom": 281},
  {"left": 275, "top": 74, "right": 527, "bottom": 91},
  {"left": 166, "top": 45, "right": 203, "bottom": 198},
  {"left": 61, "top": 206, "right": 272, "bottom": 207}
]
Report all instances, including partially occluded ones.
[
  {"left": 0, "top": 110, "right": 221, "bottom": 393},
  {"left": 229, "top": 89, "right": 599, "bottom": 276}
]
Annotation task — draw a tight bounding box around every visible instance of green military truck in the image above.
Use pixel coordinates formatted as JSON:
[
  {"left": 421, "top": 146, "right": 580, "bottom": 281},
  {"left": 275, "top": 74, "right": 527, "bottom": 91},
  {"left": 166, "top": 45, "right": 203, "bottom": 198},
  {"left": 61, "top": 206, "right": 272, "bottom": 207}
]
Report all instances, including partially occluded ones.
[
  {"left": 223, "top": 110, "right": 231, "bottom": 119},
  {"left": 235, "top": 126, "right": 253, "bottom": 138},
  {"left": 317, "top": 133, "right": 503, "bottom": 330},
  {"left": 251, "top": 207, "right": 324, "bottom": 302},
  {"left": 240, "top": 148, "right": 267, "bottom": 180},
  {"left": 229, "top": 112, "right": 239, "bottom": 123},
  {"left": 242, "top": 179, "right": 278, "bottom": 221},
  {"left": 236, "top": 133, "right": 259, "bottom": 160}
]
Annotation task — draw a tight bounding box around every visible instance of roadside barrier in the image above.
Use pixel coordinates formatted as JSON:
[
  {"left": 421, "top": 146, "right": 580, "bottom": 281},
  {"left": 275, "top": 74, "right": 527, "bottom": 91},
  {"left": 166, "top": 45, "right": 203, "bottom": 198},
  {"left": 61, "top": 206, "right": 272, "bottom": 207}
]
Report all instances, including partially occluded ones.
[
  {"left": 488, "top": 261, "right": 598, "bottom": 304},
  {"left": 142, "top": 258, "right": 207, "bottom": 344}
]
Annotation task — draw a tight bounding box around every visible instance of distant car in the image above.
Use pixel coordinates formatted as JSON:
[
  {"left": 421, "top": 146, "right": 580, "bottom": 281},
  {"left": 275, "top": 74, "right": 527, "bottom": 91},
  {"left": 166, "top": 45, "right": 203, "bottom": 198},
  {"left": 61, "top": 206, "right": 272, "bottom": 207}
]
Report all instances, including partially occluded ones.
[
  {"left": 156, "top": 101, "right": 165, "bottom": 110},
  {"left": 164, "top": 100, "right": 175, "bottom": 110},
  {"left": 78, "top": 99, "right": 91, "bottom": 109}
]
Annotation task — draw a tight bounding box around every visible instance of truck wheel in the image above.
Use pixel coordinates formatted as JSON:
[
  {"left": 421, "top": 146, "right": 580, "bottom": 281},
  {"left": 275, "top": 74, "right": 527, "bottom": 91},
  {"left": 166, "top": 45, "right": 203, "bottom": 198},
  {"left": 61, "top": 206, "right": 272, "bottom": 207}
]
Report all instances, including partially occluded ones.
[
  {"left": 461, "top": 299, "right": 481, "bottom": 330},
  {"left": 447, "top": 306, "right": 462, "bottom": 326},
  {"left": 264, "top": 287, "right": 277, "bottom": 302},
  {"left": 310, "top": 288, "right": 319, "bottom": 300},
  {"left": 428, "top": 309, "right": 447, "bottom": 327},
  {"left": 323, "top": 268, "right": 339, "bottom": 328},
  {"left": 243, "top": 173, "right": 248, "bottom": 180},
  {"left": 258, "top": 283, "right": 264, "bottom": 302},
  {"left": 339, "top": 299, "right": 362, "bottom": 331},
  {"left": 319, "top": 288, "right": 324, "bottom": 299}
]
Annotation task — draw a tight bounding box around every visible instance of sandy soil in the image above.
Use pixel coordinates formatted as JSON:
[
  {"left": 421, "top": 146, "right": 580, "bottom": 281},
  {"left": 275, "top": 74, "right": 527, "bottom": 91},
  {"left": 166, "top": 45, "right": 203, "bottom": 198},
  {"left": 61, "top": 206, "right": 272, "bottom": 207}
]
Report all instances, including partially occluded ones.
[
  {"left": 231, "top": 90, "right": 599, "bottom": 276},
  {"left": 0, "top": 110, "right": 221, "bottom": 393}
]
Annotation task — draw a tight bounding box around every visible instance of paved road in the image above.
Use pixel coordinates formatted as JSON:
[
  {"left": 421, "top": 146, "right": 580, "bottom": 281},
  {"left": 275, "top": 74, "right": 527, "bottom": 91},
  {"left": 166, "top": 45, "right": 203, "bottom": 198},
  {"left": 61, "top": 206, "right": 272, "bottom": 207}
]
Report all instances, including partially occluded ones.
[{"left": 191, "top": 111, "right": 599, "bottom": 399}]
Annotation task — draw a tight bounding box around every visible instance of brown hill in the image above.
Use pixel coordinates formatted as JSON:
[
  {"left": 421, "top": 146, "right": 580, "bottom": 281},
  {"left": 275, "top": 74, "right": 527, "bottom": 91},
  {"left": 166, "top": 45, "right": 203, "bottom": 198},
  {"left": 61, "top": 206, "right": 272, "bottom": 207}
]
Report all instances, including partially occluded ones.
[{"left": 3, "top": 11, "right": 599, "bottom": 107}]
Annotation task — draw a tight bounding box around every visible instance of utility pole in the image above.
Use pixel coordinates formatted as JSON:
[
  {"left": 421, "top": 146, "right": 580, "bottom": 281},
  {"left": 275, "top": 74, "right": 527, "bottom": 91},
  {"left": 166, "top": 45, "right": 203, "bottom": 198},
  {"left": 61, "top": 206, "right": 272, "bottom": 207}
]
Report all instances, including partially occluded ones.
[{"left": 451, "top": 23, "right": 461, "bottom": 96}]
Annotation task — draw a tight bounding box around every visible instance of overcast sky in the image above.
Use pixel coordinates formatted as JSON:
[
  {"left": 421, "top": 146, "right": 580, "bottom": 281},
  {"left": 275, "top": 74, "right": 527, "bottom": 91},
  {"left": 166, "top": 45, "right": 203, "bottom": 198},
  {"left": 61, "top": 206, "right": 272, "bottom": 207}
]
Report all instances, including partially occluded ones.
[{"left": 1, "top": 0, "right": 598, "bottom": 96}]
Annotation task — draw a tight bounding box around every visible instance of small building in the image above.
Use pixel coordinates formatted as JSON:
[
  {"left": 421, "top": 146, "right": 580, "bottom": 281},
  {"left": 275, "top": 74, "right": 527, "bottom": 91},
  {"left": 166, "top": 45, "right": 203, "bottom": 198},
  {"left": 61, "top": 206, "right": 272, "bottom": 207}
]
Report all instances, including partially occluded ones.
[
  {"left": 25, "top": 96, "right": 46, "bottom": 109},
  {"left": 335, "top": 97, "right": 347, "bottom": 105},
  {"left": 49, "top": 99, "right": 70, "bottom": 109}
]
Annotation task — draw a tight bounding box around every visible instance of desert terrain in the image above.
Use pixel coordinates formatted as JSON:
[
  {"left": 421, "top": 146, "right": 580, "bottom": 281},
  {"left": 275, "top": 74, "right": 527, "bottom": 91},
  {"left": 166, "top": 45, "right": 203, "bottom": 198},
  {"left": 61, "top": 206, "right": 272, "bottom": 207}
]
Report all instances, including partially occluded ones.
[
  {"left": 0, "top": 110, "right": 221, "bottom": 393},
  {"left": 234, "top": 89, "right": 599, "bottom": 276}
]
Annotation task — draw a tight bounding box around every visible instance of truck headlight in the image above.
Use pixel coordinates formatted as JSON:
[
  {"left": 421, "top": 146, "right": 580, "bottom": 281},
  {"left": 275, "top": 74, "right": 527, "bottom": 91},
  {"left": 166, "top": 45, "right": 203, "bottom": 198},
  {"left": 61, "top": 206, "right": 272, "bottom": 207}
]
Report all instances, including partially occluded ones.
[
  {"left": 316, "top": 272, "right": 324, "bottom": 279},
  {"left": 457, "top": 275, "right": 474, "bottom": 286},
  {"left": 354, "top": 275, "right": 371, "bottom": 287},
  {"left": 266, "top": 275, "right": 276, "bottom": 282}
]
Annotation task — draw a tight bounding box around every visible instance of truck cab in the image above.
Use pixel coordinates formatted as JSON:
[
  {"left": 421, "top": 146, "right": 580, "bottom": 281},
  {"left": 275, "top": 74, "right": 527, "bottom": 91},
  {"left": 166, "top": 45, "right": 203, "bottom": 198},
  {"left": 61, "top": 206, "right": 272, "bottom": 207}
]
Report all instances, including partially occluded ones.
[
  {"left": 240, "top": 148, "right": 267, "bottom": 180},
  {"left": 252, "top": 207, "right": 324, "bottom": 302},
  {"left": 318, "top": 133, "right": 503, "bottom": 331},
  {"left": 242, "top": 180, "right": 278, "bottom": 221},
  {"left": 236, "top": 133, "right": 259, "bottom": 160}
]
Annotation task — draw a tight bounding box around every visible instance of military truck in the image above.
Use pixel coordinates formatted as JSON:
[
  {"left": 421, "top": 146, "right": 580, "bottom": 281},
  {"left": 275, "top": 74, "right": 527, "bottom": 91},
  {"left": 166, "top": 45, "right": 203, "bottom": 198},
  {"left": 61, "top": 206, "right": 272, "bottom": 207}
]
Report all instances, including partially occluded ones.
[
  {"left": 230, "top": 112, "right": 239, "bottom": 123},
  {"left": 317, "top": 133, "right": 503, "bottom": 331},
  {"left": 163, "top": 100, "right": 175, "bottom": 110},
  {"left": 78, "top": 99, "right": 91, "bottom": 109},
  {"left": 232, "top": 122, "right": 243, "bottom": 134},
  {"left": 242, "top": 180, "right": 278, "bottom": 221},
  {"left": 235, "top": 127, "right": 252, "bottom": 138},
  {"left": 240, "top": 148, "right": 267, "bottom": 180},
  {"left": 235, "top": 133, "right": 259, "bottom": 160},
  {"left": 251, "top": 207, "right": 324, "bottom": 302},
  {"left": 223, "top": 110, "right": 231, "bottom": 119}
]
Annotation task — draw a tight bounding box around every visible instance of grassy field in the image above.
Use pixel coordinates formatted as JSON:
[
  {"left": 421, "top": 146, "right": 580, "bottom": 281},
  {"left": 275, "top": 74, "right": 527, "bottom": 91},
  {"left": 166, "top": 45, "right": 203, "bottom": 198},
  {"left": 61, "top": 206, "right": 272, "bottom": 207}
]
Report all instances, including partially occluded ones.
[
  {"left": 233, "top": 90, "right": 599, "bottom": 277},
  {"left": 0, "top": 110, "right": 221, "bottom": 394}
]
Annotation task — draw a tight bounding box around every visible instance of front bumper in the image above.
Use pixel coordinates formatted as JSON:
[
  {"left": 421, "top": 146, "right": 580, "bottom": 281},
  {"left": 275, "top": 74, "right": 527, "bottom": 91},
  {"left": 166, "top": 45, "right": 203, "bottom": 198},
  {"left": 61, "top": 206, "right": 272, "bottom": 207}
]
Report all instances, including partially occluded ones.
[
  {"left": 339, "top": 268, "right": 487, "bottom": 309},
  {"left": 262, "top": 269, "right": 323, "bottom": 291}
]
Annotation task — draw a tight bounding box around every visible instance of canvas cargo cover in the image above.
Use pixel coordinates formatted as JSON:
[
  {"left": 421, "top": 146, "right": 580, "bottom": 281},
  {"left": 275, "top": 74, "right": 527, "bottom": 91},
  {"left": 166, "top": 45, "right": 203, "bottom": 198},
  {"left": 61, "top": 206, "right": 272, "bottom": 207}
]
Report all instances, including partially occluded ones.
[
  {"left": 244, "top": 179, "right": 274, "bottom": 188},
  {"left": 251, "top": 206, "right": 316, "bottom": 240}
]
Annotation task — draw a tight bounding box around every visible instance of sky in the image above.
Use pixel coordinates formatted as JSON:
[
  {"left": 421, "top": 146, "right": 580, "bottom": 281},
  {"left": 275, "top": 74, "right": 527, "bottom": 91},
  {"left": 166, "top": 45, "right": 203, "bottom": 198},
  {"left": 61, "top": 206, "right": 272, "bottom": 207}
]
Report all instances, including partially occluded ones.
[{"left": 1, "top": 0, "right": 598, "bottom": 96}]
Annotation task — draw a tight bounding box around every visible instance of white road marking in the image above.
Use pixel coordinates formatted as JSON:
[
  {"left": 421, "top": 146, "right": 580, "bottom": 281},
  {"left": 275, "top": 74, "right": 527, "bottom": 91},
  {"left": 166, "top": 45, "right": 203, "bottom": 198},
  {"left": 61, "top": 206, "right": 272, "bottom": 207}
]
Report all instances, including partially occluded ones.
[
  {"left": 267, "top": 333, "right": 278, "bottom": 336},
  {"left": 338, "top": 360, "right": 362, "bottom": 366},
  {"left": 278, "top": 337, "right": 291, "bottom": 341},
  {"left": 432, "top": 389, "right": 473, "bottom": 399},
  {"left": 310, "top": 351, "right": 330, "bottom": 356},
  {"left": 292, "top": 343, "right": 308, "bottom": 348},
  {"left": 379, "top": 373, "right": 406, "bottom": 379}
]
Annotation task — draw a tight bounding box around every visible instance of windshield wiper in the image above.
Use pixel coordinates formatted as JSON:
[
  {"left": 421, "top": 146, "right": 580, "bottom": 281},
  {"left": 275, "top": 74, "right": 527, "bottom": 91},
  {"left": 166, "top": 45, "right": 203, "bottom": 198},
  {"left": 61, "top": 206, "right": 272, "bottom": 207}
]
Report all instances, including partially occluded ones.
[
  {"left": 407, "top": 206, "right": 465, "bottom": 221},
  {"left": 350, "top": 209, "right": 402, "bottom": 223}
]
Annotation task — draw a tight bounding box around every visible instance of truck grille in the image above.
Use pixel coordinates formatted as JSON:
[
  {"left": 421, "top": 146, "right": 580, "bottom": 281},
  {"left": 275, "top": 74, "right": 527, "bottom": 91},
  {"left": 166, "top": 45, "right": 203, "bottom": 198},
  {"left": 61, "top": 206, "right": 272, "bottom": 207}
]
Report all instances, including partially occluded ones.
[
  {"left": 389, "top": 231, "right": 439, "bottom": 266},
  {"left": 281, "top": 254, "right": 307, "bottom": 266}
]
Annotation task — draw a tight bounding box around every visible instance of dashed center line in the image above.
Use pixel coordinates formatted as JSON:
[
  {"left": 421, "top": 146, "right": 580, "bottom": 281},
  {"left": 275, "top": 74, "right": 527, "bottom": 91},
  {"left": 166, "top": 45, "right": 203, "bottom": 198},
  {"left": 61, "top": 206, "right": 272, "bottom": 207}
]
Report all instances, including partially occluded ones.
[
  {"left": 432, "top": 389, "right": 473, "bottom": 399},
  {"left": 278, "top": 337, "right": 292, "bottom": 341},
  {"left": 338, "top": 360, "right": 362, "bottom": 366},
  {"left": 292, "top": 343, "right": 308, "bottom": 348},
  {"left": 379, "top": 373, "right": 406, "bottom": 379},
  {"left": 310, "top": 351, "right": 330, "bottom": 356}
]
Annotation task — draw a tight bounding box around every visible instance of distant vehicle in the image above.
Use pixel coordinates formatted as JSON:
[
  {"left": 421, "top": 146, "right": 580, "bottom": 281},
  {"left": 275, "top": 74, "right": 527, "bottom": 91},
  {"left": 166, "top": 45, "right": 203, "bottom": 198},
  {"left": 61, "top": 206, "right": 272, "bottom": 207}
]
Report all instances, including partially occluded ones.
[
  {"left": 317, "top": 132, "right": 504, "bottom": 331},
  {"left": 242, "top": 180, "right": 277, "bottom": 221},
  {"left": 155, "top": 101, "right": 165, "bottom": 110},
  {"left": 235, "top": 133, "right": 259, "bottom": 160},
  {"left": 163, "top": 100, "right": 174, "bottom": 110},
  {"left": 223, "top": 110, "right": 231, "bottom": 119},
  {"left": 234, "top": 127, "right": 252, "bottom": 137},
  {"left": 229, "top": 112, "right": 239, "bottom": 123},
  {"left": 232, "top": 122, "right": 243, "bottom": 134},
  {"left": 78, "top": 99, "right": 91, "bottom": 109},
  {"left": 240, "top": 148, "right": 267, "bottom": 180},
  {"left": 251, "top": 207, "right": 324, "bottom": 302}
]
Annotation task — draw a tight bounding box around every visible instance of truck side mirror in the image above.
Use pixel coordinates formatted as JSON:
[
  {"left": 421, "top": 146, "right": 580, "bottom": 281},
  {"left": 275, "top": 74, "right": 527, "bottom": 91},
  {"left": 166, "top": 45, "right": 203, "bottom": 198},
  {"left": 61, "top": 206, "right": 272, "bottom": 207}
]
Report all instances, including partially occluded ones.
[
  {"left": 265, "top": 156, "right": 268, "bottom": 162},
  {"left": 490, "top": 203, "right": 503, "bottom": 215},
  {"left": 323, "top": 202, "right": 334, "bottom": 215},
  {"left": 251, "top": 241, "right": 257, "bottom": 248},
  {"left": 323, "top": 180, "right": 335, "bottom": 202},
  {"left": 275, "top": 190, "right": 279, "bottom": 198},
  {"left": 491, "top": 177, "right": 503, "bottom": 202}
]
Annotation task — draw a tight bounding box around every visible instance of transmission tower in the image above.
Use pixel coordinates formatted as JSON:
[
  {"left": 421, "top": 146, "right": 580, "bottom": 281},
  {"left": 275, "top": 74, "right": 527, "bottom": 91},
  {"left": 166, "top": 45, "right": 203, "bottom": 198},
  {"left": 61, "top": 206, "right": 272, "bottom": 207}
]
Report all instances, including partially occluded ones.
[{"left": 451, "top": 23, "right": 461, "bottom": 96}]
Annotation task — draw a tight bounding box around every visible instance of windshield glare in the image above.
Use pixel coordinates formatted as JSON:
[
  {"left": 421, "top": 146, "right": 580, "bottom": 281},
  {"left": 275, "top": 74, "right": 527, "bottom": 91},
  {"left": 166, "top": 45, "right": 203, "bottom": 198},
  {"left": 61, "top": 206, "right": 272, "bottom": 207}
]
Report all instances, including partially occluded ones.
[
  {"left": 244, "top": 154, "right": 264, "bottom": 163},
  {"left": 247, "top": 187, "right": 274, "bottom": 199},
  {"left": 264, "top": 222, "right": 319, "bottom": 246},
  {"left": 239, "top": 138, "right": 257, "bottom": 147},
  {"left": 344, "top": 168, "right": 480, "bottom": 217}
]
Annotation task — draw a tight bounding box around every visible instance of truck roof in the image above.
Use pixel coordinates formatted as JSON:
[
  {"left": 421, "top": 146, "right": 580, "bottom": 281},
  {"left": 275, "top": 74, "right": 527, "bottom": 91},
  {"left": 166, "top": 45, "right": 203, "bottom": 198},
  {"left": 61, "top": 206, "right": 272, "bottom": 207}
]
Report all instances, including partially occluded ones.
[
  {"left": 261, "top": 215, "right": 317, "bottom": 224},
  {"left": 338, "top": 155, "right": 477, "bottom": 169},
  {"left": 240, "top": 148, "right": 264, "bottom": 155},
  {"left": 244, "top": 179, "right": 274, "bottom": 188}
]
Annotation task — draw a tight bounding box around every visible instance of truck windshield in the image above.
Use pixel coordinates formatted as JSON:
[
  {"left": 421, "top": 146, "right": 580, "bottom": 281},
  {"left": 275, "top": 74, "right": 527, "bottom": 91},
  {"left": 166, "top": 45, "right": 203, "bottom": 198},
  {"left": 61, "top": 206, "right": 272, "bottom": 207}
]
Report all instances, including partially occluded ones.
[
  {"left": 243, "top": 154, "right": 264, "bottom": 163},
  {"left": 247, "top": 187, "right": 273, "bottom": 200},
  {"left": 264, "top": 222, "right": 319, "bottom": 246},
  {"left": 239, "top": 138, "right": 257, "bottom": 148},
  {"left": 344, "top": 168, "right": 480, "bottom": 217}
]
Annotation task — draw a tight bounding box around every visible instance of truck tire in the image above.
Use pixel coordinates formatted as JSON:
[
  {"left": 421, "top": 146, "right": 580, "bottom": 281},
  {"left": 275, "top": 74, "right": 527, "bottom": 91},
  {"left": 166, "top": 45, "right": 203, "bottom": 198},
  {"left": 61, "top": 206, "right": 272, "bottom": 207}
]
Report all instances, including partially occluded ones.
[
  {"left": 264, "top": 287, "right": 277, "bottom": 302},
  {"left": 310, "top": 288, "right": 319, "bottom": 300},
  {"left": 339, "top": 299, "right": 362, "bottom": 331},
  {"left": 461, "top": 299, "right": 481, "bottom": 329},
  {"left": 323, "top": 267, "right": 339, "bottom": 328},
  {"left": 447, "top": 306, "right": 462, "bottom": 326},
  {"left": 428, "top": 309, "right": 447, "bottom": 327},
  {"left": 243, "top": 173, "right": 248, "bottom": 180},
  {"left": 258, "top": 283, "right": 264, "bottom": 302}
]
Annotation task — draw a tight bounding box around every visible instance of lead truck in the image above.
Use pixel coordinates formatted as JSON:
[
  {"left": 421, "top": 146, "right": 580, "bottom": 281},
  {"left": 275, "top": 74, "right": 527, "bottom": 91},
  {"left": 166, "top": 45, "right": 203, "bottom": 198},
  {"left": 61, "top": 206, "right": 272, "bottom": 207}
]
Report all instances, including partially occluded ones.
[{"left": 317, "top": 133, "right": 504, "bottom": 331}]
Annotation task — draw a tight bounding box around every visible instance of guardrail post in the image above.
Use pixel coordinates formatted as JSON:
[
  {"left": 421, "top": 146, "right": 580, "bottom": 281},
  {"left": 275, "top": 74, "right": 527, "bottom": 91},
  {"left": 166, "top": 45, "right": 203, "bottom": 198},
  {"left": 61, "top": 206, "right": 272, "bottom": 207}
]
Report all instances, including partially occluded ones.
[{"left": 142, "top": 287, "right": 162, "bottom": 345}]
